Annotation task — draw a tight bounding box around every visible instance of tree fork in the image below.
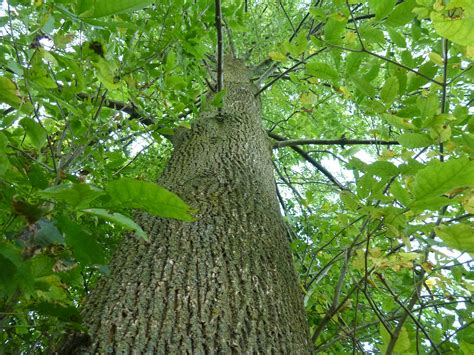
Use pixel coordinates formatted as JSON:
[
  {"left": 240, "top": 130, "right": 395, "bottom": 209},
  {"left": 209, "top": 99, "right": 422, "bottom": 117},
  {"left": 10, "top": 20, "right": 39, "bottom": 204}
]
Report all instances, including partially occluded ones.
[{"left": 60, "top": 57, "right": 311, "bottom": 353}]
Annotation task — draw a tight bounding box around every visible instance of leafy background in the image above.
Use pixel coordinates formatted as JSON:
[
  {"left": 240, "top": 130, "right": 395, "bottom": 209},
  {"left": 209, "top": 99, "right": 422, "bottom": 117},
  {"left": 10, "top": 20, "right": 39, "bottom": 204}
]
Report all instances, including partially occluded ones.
[{"left": 0, "top": 0, "right": 473, "bottom": 353}]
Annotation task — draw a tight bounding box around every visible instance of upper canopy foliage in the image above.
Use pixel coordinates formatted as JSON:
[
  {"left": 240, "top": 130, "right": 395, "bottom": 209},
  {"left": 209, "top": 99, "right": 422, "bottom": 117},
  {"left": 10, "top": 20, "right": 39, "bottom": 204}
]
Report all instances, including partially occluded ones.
[{"left": 0, "top": 0, "right": 473, "bottom": 353}]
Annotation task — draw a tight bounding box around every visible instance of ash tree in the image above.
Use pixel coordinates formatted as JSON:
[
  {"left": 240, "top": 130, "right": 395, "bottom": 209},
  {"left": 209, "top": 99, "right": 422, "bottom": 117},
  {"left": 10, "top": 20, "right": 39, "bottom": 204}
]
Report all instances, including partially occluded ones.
[{"left": 0, "top": 0, "right": 473, "bottom": 353}]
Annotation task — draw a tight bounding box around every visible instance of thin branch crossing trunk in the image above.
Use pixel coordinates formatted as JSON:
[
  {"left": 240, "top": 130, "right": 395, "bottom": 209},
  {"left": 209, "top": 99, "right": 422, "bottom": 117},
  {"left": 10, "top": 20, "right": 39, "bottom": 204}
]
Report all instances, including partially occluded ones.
[{"left": 63, "top": 58, "right": 311, "bottom": 353}]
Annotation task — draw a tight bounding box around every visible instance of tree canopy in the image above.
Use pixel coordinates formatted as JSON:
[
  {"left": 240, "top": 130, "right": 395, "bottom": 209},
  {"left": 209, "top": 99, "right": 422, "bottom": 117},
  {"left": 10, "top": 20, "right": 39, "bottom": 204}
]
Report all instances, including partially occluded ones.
[{"left": 0, "top": 0, "right": 473, "bottom": 353}]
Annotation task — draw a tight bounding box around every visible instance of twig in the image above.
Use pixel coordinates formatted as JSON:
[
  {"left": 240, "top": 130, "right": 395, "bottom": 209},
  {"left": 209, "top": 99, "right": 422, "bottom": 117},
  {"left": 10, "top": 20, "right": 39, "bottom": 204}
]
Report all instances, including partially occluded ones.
[
  {"left": 269, "top": 132, "right": 346, "bottom": 190},
  {"left": 278, "top": 0, "right": 295, "bottom": 32},
  {"left": 317, "top": 39, "right": 444, "bottom": 87},
  {"left": 433, "top": 321, "right": 474, "bottom": 352},
  {"left": 255, "top": 48, "right": 327, "bottom": 96},
  {"left": 346, "top": 0, "right": 365, "bottom": 50},
  {"left": 113, "top": 141, "right": 153, "bottom": 176},
  {"left": 377, "top": 274, "right": 441, "bottom": 354}
]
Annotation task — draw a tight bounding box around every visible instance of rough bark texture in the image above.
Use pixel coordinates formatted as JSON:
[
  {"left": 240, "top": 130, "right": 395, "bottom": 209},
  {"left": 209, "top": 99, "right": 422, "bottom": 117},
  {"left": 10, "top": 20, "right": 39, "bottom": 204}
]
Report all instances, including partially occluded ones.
[{"left": 71, "top": 58, "right": 311, "bottom": 353}]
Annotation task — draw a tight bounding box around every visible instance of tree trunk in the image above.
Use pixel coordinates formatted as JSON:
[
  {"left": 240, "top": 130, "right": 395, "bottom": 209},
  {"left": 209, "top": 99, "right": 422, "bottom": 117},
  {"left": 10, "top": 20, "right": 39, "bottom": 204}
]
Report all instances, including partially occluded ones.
[{"left": 66, "top": 58, "right": 311, "bottom": 353}]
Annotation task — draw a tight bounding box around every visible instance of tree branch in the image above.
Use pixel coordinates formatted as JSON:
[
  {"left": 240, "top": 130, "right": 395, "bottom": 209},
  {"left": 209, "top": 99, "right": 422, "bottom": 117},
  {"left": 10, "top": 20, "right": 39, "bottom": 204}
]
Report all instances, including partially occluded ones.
[
  {"left": 274, "top": 138, "right": 399, "bottom": 148},
  {"left": 76, "top": 92, "right": 154, "bottom": 125},
  {"left": 215, "top": 0, "right": 224, "bottom": 93},
  {"left": 268, "top": 132, "right": 346, "bottom": 191}
]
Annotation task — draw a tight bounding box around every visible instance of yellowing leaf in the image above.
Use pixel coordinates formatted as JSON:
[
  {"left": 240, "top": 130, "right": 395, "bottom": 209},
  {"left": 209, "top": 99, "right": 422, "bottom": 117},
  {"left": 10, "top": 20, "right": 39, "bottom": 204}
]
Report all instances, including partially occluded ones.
[
  {"left": 429, "top": 124, "right": 451, "bottom": 143},
  {"left": 382, "top": 113, "right": 416, "bottom": 129},
  {"left": 428, "top": 52, "right": 444, "bottom": 65},
  {"left": 462, "top": 192, "right": 474, "bottom": 213},
  {"left": 338, "top": 86, "right": 351, "bottom": 97},
  {"left": 431, "top": 0, "right": 474, "bottom": 47},
  {"left": 466, "top": 46, "right": 474, "bottom": 59},
  {"left": 93, "top": 58, "right": 120, "bottom": 90},
  {"left": 269, "top": 51, "right": 287, "bottom": 62},
  {"left": 300, "top": 92, "right": 317, "bottom": 106},
  {"left": 425, "top": 278, "right": 437, "bottom": 288}
]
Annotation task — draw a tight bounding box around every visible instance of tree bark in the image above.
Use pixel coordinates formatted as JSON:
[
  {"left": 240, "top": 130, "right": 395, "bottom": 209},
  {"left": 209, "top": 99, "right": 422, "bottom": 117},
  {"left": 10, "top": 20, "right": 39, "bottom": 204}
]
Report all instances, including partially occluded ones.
[{"left": 66, "top": 58, "right": 311, "bottom": 353}]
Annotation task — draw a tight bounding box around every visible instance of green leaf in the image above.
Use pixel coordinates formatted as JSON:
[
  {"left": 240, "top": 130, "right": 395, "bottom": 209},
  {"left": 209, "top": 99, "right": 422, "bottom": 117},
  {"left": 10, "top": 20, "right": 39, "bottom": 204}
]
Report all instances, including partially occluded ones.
[
  {"left": 0, "top": 131, "right": 7, "bottom": 151},
  {"left": 28, "top": 61, "right": 57, "bottom": 89},
  {"left": 105, "top": 178, "right": 194, "bottom": 221},
  {"left": 360, "top": 26, "right": 385, "bottom": 46},
  {"left": 34, "top": 220, "right": 65, "bottom": 246},
  {"left": 390, "top": 179, "right": 410, "bottom": 206},
  {"left": 366, "top": 161, "right": 399, "bottom": 177},
  {"left": 0, "top": 153, "right": 9, "bottom": 176},
  {"left": 39, "top": 183, "right": 105, "bottom": 210},
  {"left": 288, "top": 32, "right": 308, "bottom": 57},
  {"left": 394, "top": 327, "right": 411, "bottom": 353},
  {"left": 0, "top": 254, "right": 17, "bottom": 294},
  {"left": 382, "top": 113, "right": 416, "bottom": 129},
  {"left": 407, "top": 196, "right": 451, "bottom": 211},
  {"left": 368, "top": 0, "right": 397, "bottom": 20},
  {"left": 306, "top": 62, "right": 338, "bottom": 81},
  {"left": 397, "top": 133, "right": 433, "bottom": 148},
  {"left": 210, "top": 89, "right": 227, "bottom": 108},
  {"left": 417, "top": 94, "right": 439, "bottom": 119},
  {"left": 431, "top": 1, "right": 474, "bottom": 47},
  {"left": 345, "top": 52, "right": 363, "bottom": 75},
  {"left": 0, "top": 77, "right": 21, "bottom": 107},
  {"left": 435, "top": 224, "right": 474, "bottom": 254},
  {"left": 57, "top": 216, "right": 106, "bottom": 265},
  {"left": 386, "top": 0, "right": 416, "bottom": 27},
  {"left": 350, "top": 75, "right": 376, "bottom": 97},
  {"left": 324, "top": 12, "right": 347, "bottom": 44},
  {"left": 413, "top": 157, "right": 474, "bottom": 203},
  {"left": 380, "top": 76, "right": 399, "bottom": 105},
  {"left": 0, "top": 242, "right": 32, "bottom": 298},
  {"left": 81, "top": 208, "right": 148, "bottom": 241},
  {"left": 340, "top": 190, "right": 360, "bottom": 211},
  {"left": 93, "top": 58, "right": 120, "bottom": 90},
  {"left": 77, "top": 0, "right": 154, "bottom": 18},
  {"left": 379, "top": 323, "right": 390, "bottom": 353},
  {"left": 20, "top": 118, "right": 47, "bottom": 150},
  {"left": 388, "top": 28, "right": 406, "bottom": 47}
]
